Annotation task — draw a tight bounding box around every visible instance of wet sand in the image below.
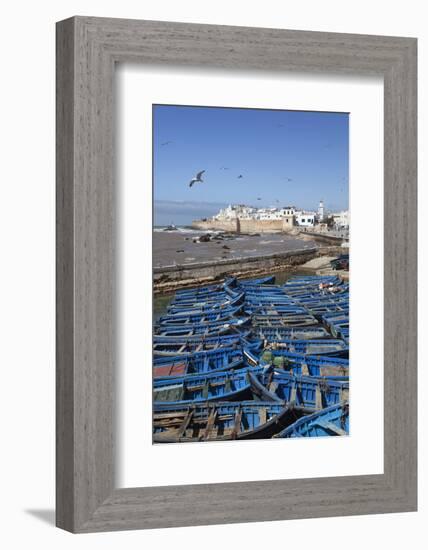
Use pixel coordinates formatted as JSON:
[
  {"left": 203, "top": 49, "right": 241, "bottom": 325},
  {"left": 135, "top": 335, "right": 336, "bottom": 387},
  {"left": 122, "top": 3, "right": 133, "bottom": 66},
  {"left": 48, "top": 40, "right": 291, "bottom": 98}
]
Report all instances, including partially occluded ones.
[{"left": 153, "top": 230, "right": 318, "bottom": 269}]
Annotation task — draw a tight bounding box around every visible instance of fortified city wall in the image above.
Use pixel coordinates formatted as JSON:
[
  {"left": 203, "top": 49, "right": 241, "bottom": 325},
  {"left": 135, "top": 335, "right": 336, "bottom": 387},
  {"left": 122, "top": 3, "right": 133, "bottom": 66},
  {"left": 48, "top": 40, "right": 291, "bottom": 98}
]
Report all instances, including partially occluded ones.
[
  {"left": 191, "top": 217, "right": 294, "bottom": 233},
  {"left": 191, "top": 219, "right": 239, "bottom": 232}
]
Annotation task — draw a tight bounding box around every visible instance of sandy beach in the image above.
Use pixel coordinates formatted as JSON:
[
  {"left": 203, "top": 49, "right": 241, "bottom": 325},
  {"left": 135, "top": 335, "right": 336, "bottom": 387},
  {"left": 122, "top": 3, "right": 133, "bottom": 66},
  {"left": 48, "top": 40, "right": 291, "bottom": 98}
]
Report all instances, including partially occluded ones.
[{"left": 153, "top": 230, "right": 317, "bottom": 268}]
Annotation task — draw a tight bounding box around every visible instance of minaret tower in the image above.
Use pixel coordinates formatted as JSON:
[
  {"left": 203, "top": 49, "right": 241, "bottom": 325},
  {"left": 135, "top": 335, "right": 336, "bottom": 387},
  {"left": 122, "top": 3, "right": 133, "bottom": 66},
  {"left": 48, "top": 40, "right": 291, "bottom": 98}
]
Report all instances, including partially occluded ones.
[{"left": 318, "top": 199, "right": 325, "bottom": 220}]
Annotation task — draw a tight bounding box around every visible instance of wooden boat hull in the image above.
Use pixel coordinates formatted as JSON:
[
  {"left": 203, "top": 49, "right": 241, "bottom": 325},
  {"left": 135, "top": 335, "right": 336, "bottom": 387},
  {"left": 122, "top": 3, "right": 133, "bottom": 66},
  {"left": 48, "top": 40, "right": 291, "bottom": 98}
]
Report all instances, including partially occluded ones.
[
  {"left": 248, "top": 371, "right": 348, "bottom": 409},
  {"left": 153, "top": 401, "right": 309, "bottom": 443},
  {"left": 154, "top": 317, "right": 250, "bottom": 336},
  {"left": 153, "top": 347, "right": 246, "bottom": 378},
  {"left": 239, "top": 275, "right": 276, "bottom": 285},
  {"left": 159, "top": 304, "right": 244, "bottom": 325},
  {"left": 253, "top": 326, "right": 330, "bottom": 341},
  {"left": 153, "top": 369, "right": 254, "bottom": 405},
  {"left": 261, "top": 350, "right": 349, "bottom": 377},
  {"left": 252, "top": 314, "right": 318, "bottom": 327},
  {"left": 153, "top": 330, "right": 251, "bottom": 345},
  {"left": 276, "top": 402, "right": 349, "bottom": 437},
  {"left": 168, "top": 292, "right": 244, "bottom": 313},
  {"left": 153, "top": 337, "right": 262, "bottom": 357},
  {"left": 267, "top": 339, "right": 348, "bottom": 356}
]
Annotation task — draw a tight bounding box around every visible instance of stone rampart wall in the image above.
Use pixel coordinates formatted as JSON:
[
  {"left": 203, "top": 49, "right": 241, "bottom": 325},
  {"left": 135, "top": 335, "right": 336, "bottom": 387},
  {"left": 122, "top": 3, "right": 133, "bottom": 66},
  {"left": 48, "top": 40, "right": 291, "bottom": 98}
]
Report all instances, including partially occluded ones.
[{"left": 191, "top": 218, "right": 294, "bottom": 233}]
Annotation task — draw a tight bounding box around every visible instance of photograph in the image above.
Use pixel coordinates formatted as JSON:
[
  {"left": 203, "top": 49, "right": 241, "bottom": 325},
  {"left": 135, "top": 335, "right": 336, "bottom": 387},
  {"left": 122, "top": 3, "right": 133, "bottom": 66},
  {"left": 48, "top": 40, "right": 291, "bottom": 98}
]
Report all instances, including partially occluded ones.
[{"left": 152, "top": 104, "right": 350, "bottom": 443}]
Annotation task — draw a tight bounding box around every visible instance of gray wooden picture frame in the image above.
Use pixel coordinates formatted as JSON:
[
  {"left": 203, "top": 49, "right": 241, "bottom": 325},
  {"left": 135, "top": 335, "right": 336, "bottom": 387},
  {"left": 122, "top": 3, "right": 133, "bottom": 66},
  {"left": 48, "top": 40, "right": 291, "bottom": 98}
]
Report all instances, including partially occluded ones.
[{"left": 56, "top": 16, "right": 417, "bottom": 533}]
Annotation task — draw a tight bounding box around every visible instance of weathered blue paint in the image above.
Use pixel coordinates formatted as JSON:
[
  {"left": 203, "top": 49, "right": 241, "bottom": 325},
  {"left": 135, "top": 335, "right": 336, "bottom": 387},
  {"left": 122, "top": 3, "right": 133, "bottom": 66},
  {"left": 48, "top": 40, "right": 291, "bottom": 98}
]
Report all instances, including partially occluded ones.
[{"left": 276, "top": 402, "right": 349, "bottom": 437}]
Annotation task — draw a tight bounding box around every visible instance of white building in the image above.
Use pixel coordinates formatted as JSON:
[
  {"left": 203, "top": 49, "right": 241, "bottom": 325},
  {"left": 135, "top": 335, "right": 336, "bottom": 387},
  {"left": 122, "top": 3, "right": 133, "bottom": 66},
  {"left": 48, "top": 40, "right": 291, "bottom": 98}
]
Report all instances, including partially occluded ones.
[
  {"left": 318, "top": 200, "right": 325, "bottom": 220},
  {"left": 255, "top": 208, "right": 282, "bottom": 220},
  {"left": 212, "top": 203, "right": 313, "bottom": 225},
  {"left": 279, "top": 206, "right": 296, "bottom": 217},
  {"left": 214, "top": 204, "right": 256, "bottom": 220},
  {"left": 296, "top": 211, "right": 316, "bottom": 227},
  {"left": 332, "top": 210, "right": 350, "bottom": 229}
]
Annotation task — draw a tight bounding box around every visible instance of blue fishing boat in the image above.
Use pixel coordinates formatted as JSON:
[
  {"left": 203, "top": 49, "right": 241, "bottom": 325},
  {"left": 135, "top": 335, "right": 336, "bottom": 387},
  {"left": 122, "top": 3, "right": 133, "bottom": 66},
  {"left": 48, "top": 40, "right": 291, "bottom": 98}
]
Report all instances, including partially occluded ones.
[
  {"left": 284, "top": 275, "right": 341, "bottom": 286},
  {"left": 153, "top": 400, "right": 308, "bottom": 442},
  {"left": 242, "top": 286, "right": 287, "bottom": 296},
  {"left": 154, "top": 324, "right": 230, "bottom": 338},
  {"left": 173, "top": 277, "right": 238, "bottom": 297},
  {"left": 269, "top": 339, "right": 348, "bottom": 356},
  {"left": 153, "top": 347, "right": 245, "bottom": 378},
  {"left": 158, "top": 304, "right": 244, "bottom": 325},
  {"left": 168, "top": 292, "right": 244, "bottom": 312},
  {"left": 154, "top": 317, "right": 250, "bottom": 336},
  {"left": 153, "top": 336, "right": 262, "bottom": 357},
  {"left": 321, "top": 311, "right": 350, "bottom": 339},
  {"left": 248, "top": 371, "right": 348, "bottom": 409},
  {"left": 261, "top": 350, "right": 349, "bottom": 376},
  {"left": 297, "top": 293, "right": 349, "bottom": 304},
  {"left": 244, "top": 305, "right": 308, "bottom": 316},
  {"left": 245, "top": 300, "right": 298, "bottom": 309},
  {"left": 153, "top": 330, "right": 252, "bottom": 345},
  {"left": 239, "top": 275, "right": 276, "bottom": 285},
  {"left": 253, "top": 326, "right": 330, "bottom": 341},
  {"left": 276, "top": 402, "right": 349, "bottom": 437},
  {"left": 252, "top": 314, "right": 318, "bottom": 327},
  {"left": 153, "top": 369, "right": 254, "bottom": 405},
  {"left": 174, "top": 282, "right": 224, "bottom": 296}
]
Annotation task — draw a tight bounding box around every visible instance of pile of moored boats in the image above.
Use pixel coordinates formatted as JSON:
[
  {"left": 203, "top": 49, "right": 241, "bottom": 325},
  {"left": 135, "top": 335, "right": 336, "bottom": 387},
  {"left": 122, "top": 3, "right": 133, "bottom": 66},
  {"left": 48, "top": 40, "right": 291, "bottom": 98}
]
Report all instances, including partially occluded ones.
[{"left": 153, "top": 274, "right": 349, "bottom": 443}]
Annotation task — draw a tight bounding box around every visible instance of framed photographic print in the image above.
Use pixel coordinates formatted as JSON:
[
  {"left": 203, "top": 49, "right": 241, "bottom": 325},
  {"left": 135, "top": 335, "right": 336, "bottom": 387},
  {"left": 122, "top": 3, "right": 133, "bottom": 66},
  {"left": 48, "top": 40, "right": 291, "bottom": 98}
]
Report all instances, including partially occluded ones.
[{"left": 56, "top": 17, "right": 417, "bottom": 532}]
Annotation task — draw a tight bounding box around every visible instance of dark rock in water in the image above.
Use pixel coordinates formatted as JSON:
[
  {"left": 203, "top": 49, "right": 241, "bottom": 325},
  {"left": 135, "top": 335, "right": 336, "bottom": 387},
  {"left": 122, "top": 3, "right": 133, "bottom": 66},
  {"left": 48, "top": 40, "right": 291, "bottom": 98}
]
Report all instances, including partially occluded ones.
[
  {"left": 176, "top": 249, "right": 184, "bottom": 253},
  {"left": 198, "top": 234, "right": 211, "bottom": 243},
  {"left": 222, "top": 245, "right": 230, "bottom": 250}
]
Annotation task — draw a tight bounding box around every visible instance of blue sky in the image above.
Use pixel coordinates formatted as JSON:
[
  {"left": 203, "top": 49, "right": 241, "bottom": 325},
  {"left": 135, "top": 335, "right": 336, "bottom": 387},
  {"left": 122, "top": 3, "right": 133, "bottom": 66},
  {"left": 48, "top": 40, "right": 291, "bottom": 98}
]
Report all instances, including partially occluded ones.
[{"left": 153, "top": 105, "right": 348, "bottom": 226}]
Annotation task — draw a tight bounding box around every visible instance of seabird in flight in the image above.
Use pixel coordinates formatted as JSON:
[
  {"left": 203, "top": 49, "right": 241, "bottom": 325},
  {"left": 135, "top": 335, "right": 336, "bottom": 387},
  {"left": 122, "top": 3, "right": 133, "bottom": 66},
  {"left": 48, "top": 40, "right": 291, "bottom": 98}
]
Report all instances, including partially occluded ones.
[{"left": 189, "top": 170, "right": 206, "bottom": 187}]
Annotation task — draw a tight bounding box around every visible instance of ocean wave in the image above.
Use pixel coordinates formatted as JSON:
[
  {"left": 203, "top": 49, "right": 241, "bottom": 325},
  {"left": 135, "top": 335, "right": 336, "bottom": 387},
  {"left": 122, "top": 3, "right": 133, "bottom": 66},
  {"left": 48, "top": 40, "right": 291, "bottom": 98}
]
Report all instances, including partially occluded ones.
[{"left": 153, "top": 226, "right": 212, "bottom": 234}]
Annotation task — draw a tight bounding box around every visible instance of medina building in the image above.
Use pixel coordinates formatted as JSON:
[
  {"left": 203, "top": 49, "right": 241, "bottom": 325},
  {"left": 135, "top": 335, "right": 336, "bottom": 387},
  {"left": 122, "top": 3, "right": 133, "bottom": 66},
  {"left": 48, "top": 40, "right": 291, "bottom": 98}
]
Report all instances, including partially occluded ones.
[{"left": 295, "top": 211, "right": 316, "bottom": 227}]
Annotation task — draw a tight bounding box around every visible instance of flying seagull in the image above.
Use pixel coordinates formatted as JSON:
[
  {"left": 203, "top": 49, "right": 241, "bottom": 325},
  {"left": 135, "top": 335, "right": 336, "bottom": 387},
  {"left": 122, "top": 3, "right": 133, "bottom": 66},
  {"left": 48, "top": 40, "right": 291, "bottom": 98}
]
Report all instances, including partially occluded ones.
[
  {"left": 161, "top": 141, "right": 173, "bottom": 146},
  {"left": 237, "top": 174, "right": 243, "bottom": 179},
  {"left": 257, "top": 197, "right": 262, "bottom": 201},
  {"left": 220, "top": 166, "right": 229, "bottom": 170},
  {"left": 189, "top": 170, "right": 206, "bottom": 187},
  {"left": 286, "top": 177, "right": 293, "bottom": 182}
]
